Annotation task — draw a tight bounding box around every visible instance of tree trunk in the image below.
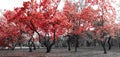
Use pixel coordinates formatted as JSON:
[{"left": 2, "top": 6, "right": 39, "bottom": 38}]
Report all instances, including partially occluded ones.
[
  {"left": 28, "top": 41, "right": 32, "bottom": 52},
  {"left": 75, "top": 40, "right": 78, "bottom": 52},
  {"left": 93, "top": 39, "right": 97, "bottom": 46},
  {"left": 100, "top": 41, "right": 107, "bottom": 54},
  {"left": 11, "top": 43, "right": 16, "bottom": 50},
  {"left": 46, "top": 41, "right": 55, "bottom": 53},
  {"left": 28, "top": 37, "right": 33, "bottom": 52},
  {"left": 46, "top": 47, "right": 50, "bottom": 53},
  {"left": 44, "top": 30, "right": 56, "bottom": 53},
  {"left": 75, "top": 36, "right": 79, "bottom": 52},
  {"left": 46, "top": 46, "right": 52, "bottom": 53},
  {"left": 67, "top": 38, "right": 71, "bottom": 51},
  {"left": 31, "top": 41, "right": 36, "bottom": 50},
  {"left": 86, "top": 41, "right": 90, "bottom": 47},
  {"left": 108, "top": 36, "right": 111, "bottom": 50},
  {"left": 44, "top": 34, "right": 56, "bottom": 53}
]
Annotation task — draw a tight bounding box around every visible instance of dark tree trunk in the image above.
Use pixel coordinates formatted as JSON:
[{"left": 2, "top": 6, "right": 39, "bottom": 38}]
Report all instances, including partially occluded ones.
[
  {"left": 45, "top": 30, "right": 56, "bottom": 53},
  {"left": 46, "top": 45, "right": 52, "bottom": 53},
  {"left": 67, "top": 38, "right": 71, "bottom": 51},
  {"left": 86, "top": 41, "right": 91, "bottom": 47},
  {"left": 29, "top": 47, "right": 32, "bottom": 52},
  {"left": 28, "top": 36, "right": 33, "bottom": 52},
  {"left": 93, "top": 39, "right": 97, "bottom": 46},
  {"left": 11, "top": 43, "right": 16, "bottom": 50},
  {"left": 75, "top": 35, "right": 79, "bottom": 52},
  {"left": 28, "top": 41, "right": 36, "bottom": 52},
  {"left": 45, "top": 41, "right": 55, "bottom": 53},
  {"left": 43, "top": 38, "right": 51, "bottom": 53},
  {"left": 35, "top": 31, "right": 41, "bottom": 43},
  {"left": 28, "top": 41, "right": 32, "bottom": 52},
  {"left": 32, "top": 42, "right": 36, "bottom": 50},
  {"left": 46, "top": 47, "right": 51, "bottom": 53},
  {"left": 100, "top": 41, "right": 107, "bottom": 54},
  {"left": 108, "top": 36, "right": 111, "bottom": 50},
  {"left": 11, "top": 46, "right": 15, "bottom": 50},
  {"left": 75, "top": 40, "right": 79, "bottom": 52},
  {"left": 66, "top": 34, "right": 71, "bottom": 51}
]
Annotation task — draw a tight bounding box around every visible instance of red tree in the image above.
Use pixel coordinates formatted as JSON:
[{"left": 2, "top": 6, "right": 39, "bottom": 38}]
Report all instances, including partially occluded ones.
[
  {"left": 0, "top": 17, "right": 21, "bottom": 49},
  {"left": 3, "top": 0, "right": 72, "bottom": 53},
  {"left": 84, "top": 0, "right": 116, "bottom": 54}
]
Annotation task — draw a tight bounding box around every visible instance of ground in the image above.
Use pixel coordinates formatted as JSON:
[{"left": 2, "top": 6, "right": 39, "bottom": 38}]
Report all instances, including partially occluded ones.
[{"left": 0, "top": 47, "right": 120, "bottom": 57}]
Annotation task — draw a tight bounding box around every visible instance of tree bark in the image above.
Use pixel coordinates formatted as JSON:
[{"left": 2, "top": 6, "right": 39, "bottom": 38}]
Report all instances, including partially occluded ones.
[
  {"left": 11, "top": 43, "right": 16, "bottom": 50},
  {"left": 28, "top": 41, "right": 32, "bottom": 52},
  {"left": 100, "top": 41, "right": 107, "bottom": 54},
  {"left": 28, "top": 36, "right": 33, "bottom": 52},
  {"left": 67, "top": 39, "right": 71, "bottom": 51},
  {"left": 108, "top": 36, "right": 111, "bottom": 50},
  {"left": 86, "top": 41, "right": 91, "bottom": 47},
  {"left": 45, "top": 30, "right": 56, "bottom": 53},
  {"left": 46, "top": 41, "right": 55, "bottom": 53},
  {"left": 46, "top": 46, "right": 51, "bottom": 53},
  {"left": 75, "top": 35, "right": 79, "bottom": 52},
  {"left": 32, "top": 42, "right": 36, "bottom": 50},
  {"left": 75, "top": 40, "right": 78, "bottom": 52}
]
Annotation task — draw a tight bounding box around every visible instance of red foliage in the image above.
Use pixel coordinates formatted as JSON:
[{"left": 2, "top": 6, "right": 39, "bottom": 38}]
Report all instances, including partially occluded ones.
[
  {"left": 1, "top": 0, "right": 117, "bottom": 44},
  {"left": 0, "top": 18, "right": 21, "bottom": 47}
]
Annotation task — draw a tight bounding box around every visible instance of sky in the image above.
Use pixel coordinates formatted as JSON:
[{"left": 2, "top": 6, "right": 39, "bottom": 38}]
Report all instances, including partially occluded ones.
[
  {"left": 0, "top": 0, "right": 29, "bottom": 10},
  {"left": 0, "top": 0, "right": 65, "bottom": 17},
  {"left": 0, "top": 0, "right": 65, "bottom": 10},
  {"left": 0, "top": 0, "right": 31, "bottom": 16},
  {"left": 116, "top": 1, "right": 120, "bottom": 21},
  {"left": 0, "top": 0, "right": 64, "bottom": 17}
]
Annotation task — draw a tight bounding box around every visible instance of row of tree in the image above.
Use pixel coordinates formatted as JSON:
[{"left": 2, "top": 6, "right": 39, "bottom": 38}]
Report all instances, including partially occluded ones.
[{"left": 0, "top": 0, "right": 118, "bottom": 54}]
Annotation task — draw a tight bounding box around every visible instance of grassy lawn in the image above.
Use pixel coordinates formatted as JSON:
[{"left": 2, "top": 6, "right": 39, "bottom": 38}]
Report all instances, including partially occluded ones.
[{"left": 0, "top": 47, "right": 120, "bottom": 57}]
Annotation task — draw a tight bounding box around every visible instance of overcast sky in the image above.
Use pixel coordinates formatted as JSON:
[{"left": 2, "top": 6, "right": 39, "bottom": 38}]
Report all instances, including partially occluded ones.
[
  {"left": 0, "top": 0, "right": 66, "bottom": 10},
  {"left": 0, "top": 0, "right": 30, "bottom": 10},
  {"left": 0, "top": 0, "right": 66, "bottom": 17}
]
